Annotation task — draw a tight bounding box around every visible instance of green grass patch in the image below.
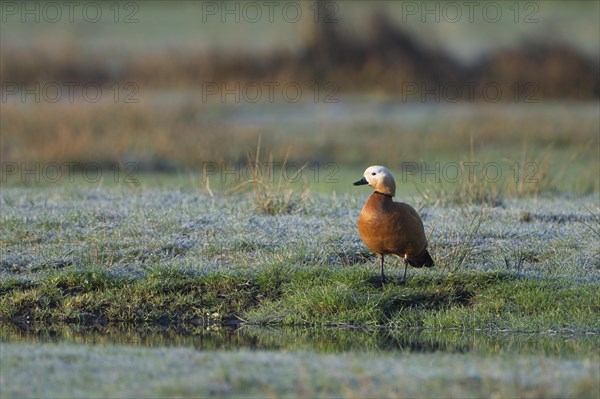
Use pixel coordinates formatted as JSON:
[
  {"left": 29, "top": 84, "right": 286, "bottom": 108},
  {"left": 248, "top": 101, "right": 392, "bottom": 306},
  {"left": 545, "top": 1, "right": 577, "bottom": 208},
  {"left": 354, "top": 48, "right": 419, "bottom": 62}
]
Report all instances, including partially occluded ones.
[{"left": 2, "top": 267, "right": 598, "bottom": 332}]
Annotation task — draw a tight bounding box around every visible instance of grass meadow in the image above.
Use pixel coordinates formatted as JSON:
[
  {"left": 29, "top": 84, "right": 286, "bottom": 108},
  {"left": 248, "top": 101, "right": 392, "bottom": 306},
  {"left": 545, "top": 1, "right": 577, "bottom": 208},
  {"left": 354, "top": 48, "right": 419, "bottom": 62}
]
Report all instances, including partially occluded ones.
[
  {"left": 2, "top": 343, "right": 598, "bottom": 398},
  {"left": 1, "top": 98, "right": 599, "bottom": 399},
  {"left": 1, "top": 2, "right": 600, "bottom": 397},
  {"left": 1, "top": 153, "right": 599, "bottom": 396},
  {"left": 2, "top": 100, "right": 599, "bottom": 194}
]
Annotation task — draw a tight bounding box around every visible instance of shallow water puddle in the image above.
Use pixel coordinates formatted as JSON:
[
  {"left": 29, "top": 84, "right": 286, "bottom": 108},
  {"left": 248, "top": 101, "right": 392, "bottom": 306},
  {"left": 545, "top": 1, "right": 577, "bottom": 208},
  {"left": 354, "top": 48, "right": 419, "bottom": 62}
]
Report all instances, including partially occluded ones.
[{"left": 1, "top": 322, "right": 597, "bottom": 357}]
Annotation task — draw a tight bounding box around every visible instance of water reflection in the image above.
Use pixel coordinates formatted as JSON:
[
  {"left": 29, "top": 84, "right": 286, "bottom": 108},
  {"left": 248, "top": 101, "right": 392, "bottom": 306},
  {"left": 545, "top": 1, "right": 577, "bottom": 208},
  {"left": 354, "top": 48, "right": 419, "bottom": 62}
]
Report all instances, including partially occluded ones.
[{"left": 1, "top": 322, "right": 597, "bottom": 357}]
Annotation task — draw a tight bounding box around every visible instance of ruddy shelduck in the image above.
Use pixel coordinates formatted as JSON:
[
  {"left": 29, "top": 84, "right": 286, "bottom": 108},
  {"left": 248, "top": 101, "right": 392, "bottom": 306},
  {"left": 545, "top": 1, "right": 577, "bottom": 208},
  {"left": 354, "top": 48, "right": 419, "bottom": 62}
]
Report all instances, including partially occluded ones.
[{"left": 354, "top": 165, "right": 434, "bottom": 284}]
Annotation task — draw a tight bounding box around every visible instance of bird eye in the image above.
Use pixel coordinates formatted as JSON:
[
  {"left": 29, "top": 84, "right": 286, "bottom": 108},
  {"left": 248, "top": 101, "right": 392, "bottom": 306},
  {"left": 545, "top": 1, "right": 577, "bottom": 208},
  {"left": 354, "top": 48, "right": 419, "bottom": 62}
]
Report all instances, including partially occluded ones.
[{"left": 371, "top": 172, "right": 376, "bottom": 176}]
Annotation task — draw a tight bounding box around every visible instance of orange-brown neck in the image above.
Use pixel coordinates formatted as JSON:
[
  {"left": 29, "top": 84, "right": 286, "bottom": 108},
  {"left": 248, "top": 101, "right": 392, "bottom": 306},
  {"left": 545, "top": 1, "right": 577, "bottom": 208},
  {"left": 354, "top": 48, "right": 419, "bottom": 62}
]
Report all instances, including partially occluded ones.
[{"left": 364, "top": 191, "right": 394, "bottom": 213}]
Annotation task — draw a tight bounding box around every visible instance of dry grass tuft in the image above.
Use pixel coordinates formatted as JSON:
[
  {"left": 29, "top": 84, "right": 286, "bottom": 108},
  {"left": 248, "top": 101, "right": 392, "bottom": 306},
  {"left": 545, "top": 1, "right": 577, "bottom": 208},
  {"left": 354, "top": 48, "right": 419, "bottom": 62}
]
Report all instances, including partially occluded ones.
[
  {"left": 225, "top": 138, "right": 311, "bottom": 215},
  {"left": 430, "top": 207, "right": 485, "bottom": 274}
]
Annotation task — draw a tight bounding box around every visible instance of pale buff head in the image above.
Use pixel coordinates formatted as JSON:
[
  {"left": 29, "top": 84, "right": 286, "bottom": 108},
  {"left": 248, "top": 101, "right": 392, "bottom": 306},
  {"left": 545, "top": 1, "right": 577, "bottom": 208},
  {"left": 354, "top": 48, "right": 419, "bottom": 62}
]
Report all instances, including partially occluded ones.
[{"left": 353, "top": 165, "right": 396, "bottom": 197}]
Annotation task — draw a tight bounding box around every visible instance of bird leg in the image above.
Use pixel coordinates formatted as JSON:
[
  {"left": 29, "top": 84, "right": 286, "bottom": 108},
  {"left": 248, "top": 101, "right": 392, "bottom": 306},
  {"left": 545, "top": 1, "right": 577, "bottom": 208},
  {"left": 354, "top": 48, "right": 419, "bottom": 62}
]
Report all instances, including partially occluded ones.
[
  {"left": 400, "top": 255, "right": 409, "bottom": 284},
  {"left": 380, "top": 254, "right": 386, "bottom": 285}
]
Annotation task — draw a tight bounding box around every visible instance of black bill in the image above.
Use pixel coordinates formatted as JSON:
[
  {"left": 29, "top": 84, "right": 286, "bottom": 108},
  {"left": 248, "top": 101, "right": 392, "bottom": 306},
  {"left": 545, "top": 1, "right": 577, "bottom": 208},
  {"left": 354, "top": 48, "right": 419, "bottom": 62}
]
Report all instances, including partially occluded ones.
[{"left": 353, "top": 177, "right": 368, "bottom": 186}]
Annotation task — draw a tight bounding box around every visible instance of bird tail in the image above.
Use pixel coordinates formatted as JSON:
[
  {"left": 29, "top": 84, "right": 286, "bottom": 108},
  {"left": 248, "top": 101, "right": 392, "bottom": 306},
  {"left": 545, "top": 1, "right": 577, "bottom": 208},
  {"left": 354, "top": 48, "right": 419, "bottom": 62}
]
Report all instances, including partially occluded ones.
[{"left": 408, "top": 250, "right": 434, "bottom": 268}]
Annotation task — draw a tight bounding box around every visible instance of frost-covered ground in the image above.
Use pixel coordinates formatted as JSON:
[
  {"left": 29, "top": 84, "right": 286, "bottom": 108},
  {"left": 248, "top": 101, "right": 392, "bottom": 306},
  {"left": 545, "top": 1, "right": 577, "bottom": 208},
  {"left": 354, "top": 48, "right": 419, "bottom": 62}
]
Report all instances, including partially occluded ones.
[
  {"left": 1, "top": 186, "right": 599, "bottom": 398},
  {"left": 1, "top": 187, "right": 598, "bottom": 282}
]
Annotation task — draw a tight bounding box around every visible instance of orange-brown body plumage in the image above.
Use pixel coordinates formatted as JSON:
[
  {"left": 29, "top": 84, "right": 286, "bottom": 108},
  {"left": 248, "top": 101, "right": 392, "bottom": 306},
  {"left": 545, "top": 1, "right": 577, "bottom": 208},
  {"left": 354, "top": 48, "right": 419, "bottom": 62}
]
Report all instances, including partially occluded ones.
[{"left": 358, "top": 192, "right": 431, "bottom": 266}]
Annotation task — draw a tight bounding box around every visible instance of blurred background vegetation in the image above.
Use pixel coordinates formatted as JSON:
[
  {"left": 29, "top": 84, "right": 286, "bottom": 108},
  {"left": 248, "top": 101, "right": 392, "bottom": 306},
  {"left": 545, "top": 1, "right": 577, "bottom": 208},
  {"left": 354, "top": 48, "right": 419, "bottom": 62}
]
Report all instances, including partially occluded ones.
[{"left": 1, "top": 0, "right": 598, "bottom": 193}]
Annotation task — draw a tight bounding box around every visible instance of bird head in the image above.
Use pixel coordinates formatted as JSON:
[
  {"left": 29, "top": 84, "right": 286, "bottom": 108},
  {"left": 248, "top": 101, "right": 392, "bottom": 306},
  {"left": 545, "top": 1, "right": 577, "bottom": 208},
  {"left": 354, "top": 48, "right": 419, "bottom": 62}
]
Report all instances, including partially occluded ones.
[{"left": 353, "top": 165, "right": 396, "bottom": 197}]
